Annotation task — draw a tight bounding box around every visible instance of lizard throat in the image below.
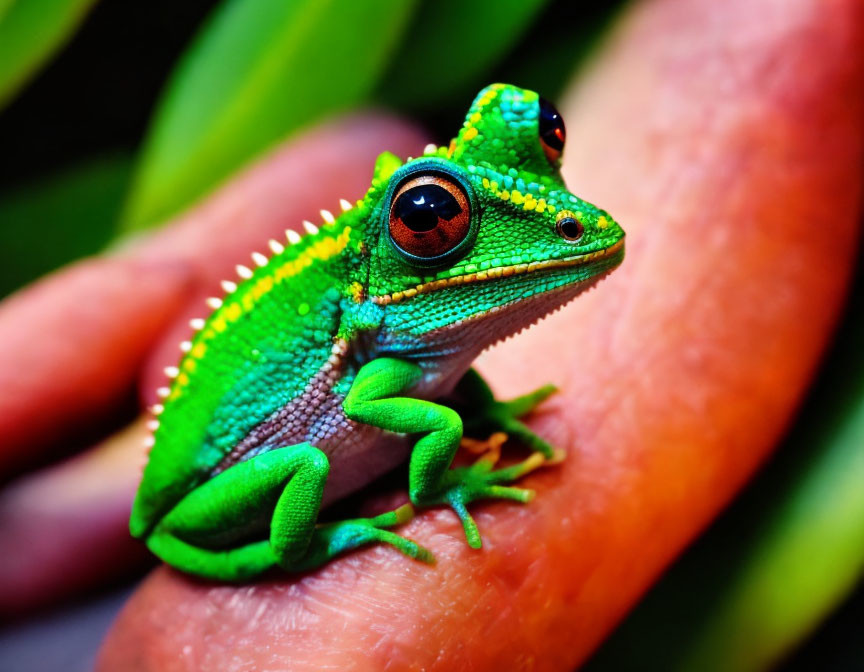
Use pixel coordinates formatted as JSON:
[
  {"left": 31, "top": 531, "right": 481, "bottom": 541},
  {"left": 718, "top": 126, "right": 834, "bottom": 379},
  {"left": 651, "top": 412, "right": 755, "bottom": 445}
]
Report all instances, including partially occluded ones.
[{"left": 370, "top": 238, "right": 624, "bottom": 305}]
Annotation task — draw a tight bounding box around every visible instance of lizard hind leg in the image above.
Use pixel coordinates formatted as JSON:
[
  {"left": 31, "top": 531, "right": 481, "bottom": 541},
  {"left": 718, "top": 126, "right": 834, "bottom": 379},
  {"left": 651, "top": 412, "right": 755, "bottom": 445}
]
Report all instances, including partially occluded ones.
[
  {"left": 454, "top": 368, "right": 562, "bottom": 460},
  {"left": 147, "top": 442, "right": 331, "bottom": 581},
  {"left": 266, "top": 447, "right": 433, "bottom": 571},
  {"left": 148, "top": 443, "right": 429, "bottom": 580}
]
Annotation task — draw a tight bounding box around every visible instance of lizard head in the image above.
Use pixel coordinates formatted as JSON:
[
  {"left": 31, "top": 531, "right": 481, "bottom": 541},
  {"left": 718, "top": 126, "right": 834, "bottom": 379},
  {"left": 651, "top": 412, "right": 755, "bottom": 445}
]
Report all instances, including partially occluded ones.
[{"left": 367, "top": 83, "right": 625, "bottom": 348}]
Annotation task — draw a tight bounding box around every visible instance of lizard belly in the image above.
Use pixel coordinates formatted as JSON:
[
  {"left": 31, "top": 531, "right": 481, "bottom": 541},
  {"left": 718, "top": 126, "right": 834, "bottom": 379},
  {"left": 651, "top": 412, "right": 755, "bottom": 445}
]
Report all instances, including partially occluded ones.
[{"left": 212, "top": 340, "right": 413, "bottom": 507}]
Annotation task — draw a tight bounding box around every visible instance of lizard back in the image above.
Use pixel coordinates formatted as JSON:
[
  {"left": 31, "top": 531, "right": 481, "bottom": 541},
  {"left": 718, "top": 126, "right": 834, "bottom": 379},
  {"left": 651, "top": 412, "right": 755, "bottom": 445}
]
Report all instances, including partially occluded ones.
[{"left": 131, "top": 214, "right": 370, "bottom": 536}]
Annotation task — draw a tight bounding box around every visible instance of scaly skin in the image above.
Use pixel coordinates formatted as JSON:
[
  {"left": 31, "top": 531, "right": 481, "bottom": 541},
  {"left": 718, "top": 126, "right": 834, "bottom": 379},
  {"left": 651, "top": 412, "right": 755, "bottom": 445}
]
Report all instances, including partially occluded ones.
[{"left": 130, "top": 83, "right": 625, "bottom": 581}]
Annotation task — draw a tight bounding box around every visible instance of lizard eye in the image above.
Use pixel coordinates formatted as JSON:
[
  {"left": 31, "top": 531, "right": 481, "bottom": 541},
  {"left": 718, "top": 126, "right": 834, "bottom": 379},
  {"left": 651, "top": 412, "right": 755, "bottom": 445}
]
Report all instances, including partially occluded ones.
[
  {"left": 538, "top": 97, "right": 566, "bottom": 163},
  {"left": 556, "top": 210, "right": 584, "bottom": 242},
  {"left": 389, "top": 173, "right": 472, "bottom": 261}
]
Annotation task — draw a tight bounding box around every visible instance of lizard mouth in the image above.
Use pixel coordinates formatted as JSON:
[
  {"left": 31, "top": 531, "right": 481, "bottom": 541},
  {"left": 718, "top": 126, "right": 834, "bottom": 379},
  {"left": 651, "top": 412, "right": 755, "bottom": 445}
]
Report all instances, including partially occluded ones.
[{"left": 371, "top": 237, "right": 625, "bottom": 305}]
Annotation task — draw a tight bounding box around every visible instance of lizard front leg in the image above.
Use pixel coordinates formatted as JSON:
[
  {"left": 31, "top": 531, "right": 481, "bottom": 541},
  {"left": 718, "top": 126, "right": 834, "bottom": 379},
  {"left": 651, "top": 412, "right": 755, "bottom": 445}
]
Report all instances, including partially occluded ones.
[
  {"left": 146, "top": 442, "right": 429, "bottom": 581},
  {"left": 343, "top": 358, "right": 558, "bottom": 549}
]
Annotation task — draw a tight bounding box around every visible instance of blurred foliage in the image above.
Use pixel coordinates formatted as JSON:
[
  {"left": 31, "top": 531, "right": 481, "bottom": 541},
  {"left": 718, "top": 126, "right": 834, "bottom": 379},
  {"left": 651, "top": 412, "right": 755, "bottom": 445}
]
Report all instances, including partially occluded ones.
[
  {"left": 0, "top": 0, "right": 218, "bottom": 187},
  {"left": 585, "top": 244, "right": 864, "bottom": 671},
  {"left": 0, "top": 155, "right": 131, "bottom": 298},
  {"left": 495, "top": 0, "right": 627, "bottom": 106},
  {"left": 121, "top": 0, "right": 417, "bottom": 231},
  {"left": 0, "top": 0, "right": 97, "bottom": 110},
  {"left": 784, "top": 582, "right": 864, "bottom": 671},
  {"left": 375, "top": 0, "right": 549, "bottom": 113}
]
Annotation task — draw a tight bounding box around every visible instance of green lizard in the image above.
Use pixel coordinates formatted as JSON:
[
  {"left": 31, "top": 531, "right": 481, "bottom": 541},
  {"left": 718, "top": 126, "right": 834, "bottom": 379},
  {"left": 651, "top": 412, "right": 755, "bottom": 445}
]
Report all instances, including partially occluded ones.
[{"left": 130, "top": 83, "right": 625, "bottom": 581}]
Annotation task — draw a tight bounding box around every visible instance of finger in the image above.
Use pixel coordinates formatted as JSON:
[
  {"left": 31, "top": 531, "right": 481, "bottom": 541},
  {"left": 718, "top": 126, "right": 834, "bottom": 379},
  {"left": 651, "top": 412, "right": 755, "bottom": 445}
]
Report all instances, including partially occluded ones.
[
  {"left": 0, "top": 419, "right": 150, "bottom": 616},
  {"left": 0, "top": 257, "right": 191, "bottom": 477}
]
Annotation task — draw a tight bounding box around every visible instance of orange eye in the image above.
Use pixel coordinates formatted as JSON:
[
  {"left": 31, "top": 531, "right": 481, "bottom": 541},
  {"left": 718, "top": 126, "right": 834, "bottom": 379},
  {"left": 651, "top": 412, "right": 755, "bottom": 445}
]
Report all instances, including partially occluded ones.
[
  {"left": 389, "top": 174, "right": 471, "bottom": 260},
  {"left": 538, "top": 97, "right": 566, "bottom": 163}
]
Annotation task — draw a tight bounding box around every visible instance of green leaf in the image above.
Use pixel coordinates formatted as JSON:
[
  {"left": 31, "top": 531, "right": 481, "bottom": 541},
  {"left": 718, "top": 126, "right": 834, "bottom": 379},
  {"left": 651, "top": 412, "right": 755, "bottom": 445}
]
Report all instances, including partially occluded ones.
[
  {"left": 677, "top": 357, "right": 864, "bottom": 671},
  {"left": 0, "top": 154, "right": 131, "bottom": 298},
  {"left": 376, "top": 0, "right": 550, "bottom": 112},
  {"left": 0, "top": 0, "right": 98, "bottom": 110},
  {"left": 121, "top": 0, "right": 417, "bottom": 232},
  {"left": 492, "top": 0, "right": 628, "bottom": 103}
]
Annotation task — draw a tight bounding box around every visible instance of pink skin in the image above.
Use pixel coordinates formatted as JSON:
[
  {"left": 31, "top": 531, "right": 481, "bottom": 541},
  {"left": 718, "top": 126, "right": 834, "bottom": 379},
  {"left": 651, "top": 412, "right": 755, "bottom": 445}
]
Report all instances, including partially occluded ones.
[{"left": 0, "top": 258, "right": 191, "bottom": 477}]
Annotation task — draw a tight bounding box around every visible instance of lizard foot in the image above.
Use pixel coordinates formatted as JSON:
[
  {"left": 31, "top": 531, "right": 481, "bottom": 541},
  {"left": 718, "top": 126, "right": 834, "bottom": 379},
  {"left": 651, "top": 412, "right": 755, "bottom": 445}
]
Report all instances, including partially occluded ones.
[
  {"left": 435, "top": 448, "right": 564, "bottom": 549},
  {"left": 296, "top": 504, "right": 435, "bottom": 570},
  {"left": 457, "top": 373, "right": 560, "bottom": 460}
]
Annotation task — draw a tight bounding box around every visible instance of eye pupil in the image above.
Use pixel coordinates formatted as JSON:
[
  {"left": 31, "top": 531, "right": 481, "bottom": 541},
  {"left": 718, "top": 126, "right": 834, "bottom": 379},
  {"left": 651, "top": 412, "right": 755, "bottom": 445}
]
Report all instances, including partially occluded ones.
[
  {"left": 557, "top": 217, "right": 584, "bottom": 241},
  {"left": 395, "top": 184, "right": 461, "bottom": 233}
]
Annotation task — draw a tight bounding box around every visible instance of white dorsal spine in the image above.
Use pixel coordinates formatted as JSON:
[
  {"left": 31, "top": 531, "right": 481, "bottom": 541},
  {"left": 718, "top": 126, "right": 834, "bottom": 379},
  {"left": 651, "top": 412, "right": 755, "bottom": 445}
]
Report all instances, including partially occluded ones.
[
  {"left": 424, "top": 143, "right": 437, "bottom": 155},
  {"left": 147, "top": 419, "right": 159, "bottom": 431},
  {"left": 143, "top": 436, "right": 155, "bottom": 448},
  {"left": 156, "top": 204, "right": 356, "bottom": 418}
]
